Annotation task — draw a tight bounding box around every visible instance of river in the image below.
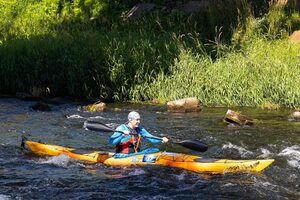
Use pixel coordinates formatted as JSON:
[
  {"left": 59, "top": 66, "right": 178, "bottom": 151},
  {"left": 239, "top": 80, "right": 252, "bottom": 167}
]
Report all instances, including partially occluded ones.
[{"left": 0, "top": 98, "right": 299, "bottom": 199}]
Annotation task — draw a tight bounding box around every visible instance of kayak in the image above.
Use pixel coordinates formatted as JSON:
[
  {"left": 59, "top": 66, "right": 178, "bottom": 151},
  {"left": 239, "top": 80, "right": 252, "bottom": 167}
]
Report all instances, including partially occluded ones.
[{"left": 24, "top": 140, "right": 274, "bottom": 174}]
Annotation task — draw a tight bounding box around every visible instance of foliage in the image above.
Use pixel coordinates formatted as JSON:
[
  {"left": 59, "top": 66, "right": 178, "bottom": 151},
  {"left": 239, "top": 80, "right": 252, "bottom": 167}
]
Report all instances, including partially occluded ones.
[{"left": 0, "top": 0, "right": 300, "bottom": 108}]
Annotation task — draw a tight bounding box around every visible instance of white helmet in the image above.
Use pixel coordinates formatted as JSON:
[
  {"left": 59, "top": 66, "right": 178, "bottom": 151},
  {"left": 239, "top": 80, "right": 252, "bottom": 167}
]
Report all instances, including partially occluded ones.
[{"left": 128, "top": 111, "right": 141, "bottom": 121}]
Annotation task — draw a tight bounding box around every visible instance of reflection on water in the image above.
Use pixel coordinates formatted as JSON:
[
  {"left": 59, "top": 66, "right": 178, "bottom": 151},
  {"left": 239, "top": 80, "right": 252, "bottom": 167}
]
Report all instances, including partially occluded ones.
[{"left": 0, "top": 98, "right": 299, "bottom": 199}]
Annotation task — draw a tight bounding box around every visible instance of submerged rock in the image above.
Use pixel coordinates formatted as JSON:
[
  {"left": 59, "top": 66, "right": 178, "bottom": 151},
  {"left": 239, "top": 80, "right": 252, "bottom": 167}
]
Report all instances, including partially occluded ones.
[
  {"left": 31, "top": 102, "right": 51, "bottom": 111},
  {"left": 43, "top": 97, "right": 73, "bottom": 105}
]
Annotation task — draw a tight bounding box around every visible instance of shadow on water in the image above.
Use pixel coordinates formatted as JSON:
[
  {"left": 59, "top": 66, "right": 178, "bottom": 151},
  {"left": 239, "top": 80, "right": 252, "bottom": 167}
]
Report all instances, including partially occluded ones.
[{"left": 0, "top": 98, "right": 299, "bottom": 199}]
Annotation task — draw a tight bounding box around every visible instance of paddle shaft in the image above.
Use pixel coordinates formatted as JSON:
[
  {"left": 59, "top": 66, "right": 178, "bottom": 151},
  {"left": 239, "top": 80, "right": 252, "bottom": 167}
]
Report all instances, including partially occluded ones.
[{"left": 84, "top": 120, "right": 208, "bottom": 152}]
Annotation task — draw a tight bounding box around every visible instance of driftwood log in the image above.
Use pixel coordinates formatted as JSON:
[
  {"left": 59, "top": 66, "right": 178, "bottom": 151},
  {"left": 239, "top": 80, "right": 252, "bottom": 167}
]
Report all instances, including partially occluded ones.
[{"left": 224, "top": 109, "right": 254, "bottom": 126}]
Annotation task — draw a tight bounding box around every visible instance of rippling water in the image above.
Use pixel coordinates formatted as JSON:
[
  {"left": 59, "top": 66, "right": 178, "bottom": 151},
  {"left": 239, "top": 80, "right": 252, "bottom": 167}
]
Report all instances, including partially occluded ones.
[{"left": 0, "top": 98, "right": 299, "bottom": 199}]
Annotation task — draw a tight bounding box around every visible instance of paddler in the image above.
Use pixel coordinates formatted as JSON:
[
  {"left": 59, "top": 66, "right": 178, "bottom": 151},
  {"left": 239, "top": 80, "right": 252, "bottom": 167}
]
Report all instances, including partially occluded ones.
[{"left": 109, "top": 111, "right": 169, "bottom": 153}]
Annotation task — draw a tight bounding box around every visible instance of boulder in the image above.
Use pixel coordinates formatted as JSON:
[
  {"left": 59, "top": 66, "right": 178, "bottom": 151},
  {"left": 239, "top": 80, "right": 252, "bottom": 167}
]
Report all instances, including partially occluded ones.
[
  {"left": 85, "top": 102, "right": 106, "bottom": 112},
  {"left": 292, "top": 110, "right": 300, "bottom": 119},
  {"left": 224, "top": 109, "right": 254, "bottom": 126},
  {"left": 167, "top": 97, "right": 201, "bottom": 112},
  {"left": 289, "top": 30, "right": 300, "bottom": 44},
  {"left": 152, "top": 98, "right": 163, "bottom": 104}
]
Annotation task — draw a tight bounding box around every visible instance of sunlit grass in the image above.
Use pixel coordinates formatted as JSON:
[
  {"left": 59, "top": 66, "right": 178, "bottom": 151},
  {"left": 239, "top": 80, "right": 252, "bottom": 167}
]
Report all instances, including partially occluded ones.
[{"left": 131, "top": 38, "right": 300, "bottom": 108}]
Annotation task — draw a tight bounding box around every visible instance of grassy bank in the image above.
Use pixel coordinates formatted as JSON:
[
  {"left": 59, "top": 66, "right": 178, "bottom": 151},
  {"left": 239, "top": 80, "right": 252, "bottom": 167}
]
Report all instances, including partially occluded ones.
[
  {"left": 131, "top": 38, "right": 300, "bottom": 108},
  {"left": 0, "top": 0, "right": 299, "bottom": 108}
]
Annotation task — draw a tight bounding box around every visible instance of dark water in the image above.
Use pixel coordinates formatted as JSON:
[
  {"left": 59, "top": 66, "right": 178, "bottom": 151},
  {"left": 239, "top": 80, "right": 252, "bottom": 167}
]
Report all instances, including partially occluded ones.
[{"left": 0, "top": 98, "right": 299, "bottom": 200}]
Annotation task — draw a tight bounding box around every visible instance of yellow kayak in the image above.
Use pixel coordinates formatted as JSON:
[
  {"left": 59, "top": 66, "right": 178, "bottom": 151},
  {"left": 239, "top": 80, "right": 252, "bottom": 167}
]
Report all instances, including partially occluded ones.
[{"left": 24, "top": 140, "right": 274, "bottom": 174}]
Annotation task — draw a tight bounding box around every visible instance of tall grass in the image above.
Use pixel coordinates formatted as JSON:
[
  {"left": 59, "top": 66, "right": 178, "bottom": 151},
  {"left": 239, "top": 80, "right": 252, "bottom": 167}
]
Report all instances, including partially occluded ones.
[{"left": 131, "top": 38, "right": 300, "bottom": 108}]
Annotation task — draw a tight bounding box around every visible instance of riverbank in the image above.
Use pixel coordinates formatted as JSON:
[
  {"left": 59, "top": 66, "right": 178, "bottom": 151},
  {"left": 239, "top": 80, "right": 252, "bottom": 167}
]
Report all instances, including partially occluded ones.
[{"left": 0, "top": 1, "right": 299, "bottom": 108}]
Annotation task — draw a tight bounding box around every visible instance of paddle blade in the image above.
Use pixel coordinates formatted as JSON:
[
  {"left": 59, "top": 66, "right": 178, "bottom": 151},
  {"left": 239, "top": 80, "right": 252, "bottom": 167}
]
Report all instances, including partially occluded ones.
[
  {"left": 84, "top": 120, "right": 114, "bottom": 132},
  {"left": 175, "top": 139, "right": 208, "bottom": 152}
]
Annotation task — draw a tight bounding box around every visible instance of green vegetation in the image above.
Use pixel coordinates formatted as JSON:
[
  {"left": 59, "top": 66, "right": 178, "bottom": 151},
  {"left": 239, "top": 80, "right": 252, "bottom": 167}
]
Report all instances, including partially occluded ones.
[
  {"left": 132, "top": 39, "right": 300, "bottom": 107},
  {"left": 0, "top": 0, "right": 299, "bottom": 108}
]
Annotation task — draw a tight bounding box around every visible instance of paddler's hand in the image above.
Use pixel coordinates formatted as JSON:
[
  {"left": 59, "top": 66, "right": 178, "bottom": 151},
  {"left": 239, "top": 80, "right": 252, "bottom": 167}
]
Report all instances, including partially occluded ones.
[
  {"left": 123, "top": 130, "right": 130, "bottom": 136},
  {"left": 162, "top": 137, "right": 169, "bottom": 143}
]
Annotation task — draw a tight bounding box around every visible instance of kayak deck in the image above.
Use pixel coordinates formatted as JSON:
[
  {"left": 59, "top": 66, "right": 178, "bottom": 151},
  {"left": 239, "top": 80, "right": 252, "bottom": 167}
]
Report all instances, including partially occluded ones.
[
  {"left": 25, "top": 140, "right": 113, "bottom": 163},
  {"left": 24, "top": 140, "right": 274, "bottom": 174}
]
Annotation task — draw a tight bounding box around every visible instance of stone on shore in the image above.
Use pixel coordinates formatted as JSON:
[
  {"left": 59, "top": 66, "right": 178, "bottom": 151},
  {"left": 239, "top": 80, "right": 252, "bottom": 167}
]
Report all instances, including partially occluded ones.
[
  {"left": 291, "top": 110, "right": 300, "bottom": 120},
  {"left": 167, "top": 97, "right": 201, "bottom": 112},
  {"left": 289, "top": 30, "right": 300, "bottom": 44}
]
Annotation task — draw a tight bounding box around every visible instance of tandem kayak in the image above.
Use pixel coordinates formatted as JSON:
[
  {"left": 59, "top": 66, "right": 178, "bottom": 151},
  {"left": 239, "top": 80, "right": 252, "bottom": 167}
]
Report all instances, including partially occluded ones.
[{"left": 23, "top": 140, "right": 274, "bottom": 174}]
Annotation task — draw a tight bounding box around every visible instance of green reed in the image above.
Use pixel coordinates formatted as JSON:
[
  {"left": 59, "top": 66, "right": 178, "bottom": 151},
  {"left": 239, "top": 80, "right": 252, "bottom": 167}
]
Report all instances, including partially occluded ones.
[{"left": 131, "top": 38, "right": 300, "bottom": 108}]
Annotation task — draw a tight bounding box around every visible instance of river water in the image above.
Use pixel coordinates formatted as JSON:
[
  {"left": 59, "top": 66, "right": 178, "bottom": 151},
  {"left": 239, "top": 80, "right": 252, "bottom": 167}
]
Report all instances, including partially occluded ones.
[{"left": 0, "top": 98, "right": 299, "bottom": 199}]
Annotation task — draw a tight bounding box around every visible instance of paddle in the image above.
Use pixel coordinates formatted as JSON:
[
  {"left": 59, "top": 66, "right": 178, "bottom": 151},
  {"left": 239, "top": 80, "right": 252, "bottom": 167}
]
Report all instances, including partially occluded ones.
[{"left": 84, "top": 120, "right": 208, "bottom": 152}]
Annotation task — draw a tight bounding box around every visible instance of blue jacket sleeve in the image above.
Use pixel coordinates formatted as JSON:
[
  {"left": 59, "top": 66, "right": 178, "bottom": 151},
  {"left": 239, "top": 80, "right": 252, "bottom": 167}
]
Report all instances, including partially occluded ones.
[
  {"left": 109, "top": 124, "right": 131, "bottom": 145},
  {"left": 137, "top": 127, "right": 162, "bottom": 144}
]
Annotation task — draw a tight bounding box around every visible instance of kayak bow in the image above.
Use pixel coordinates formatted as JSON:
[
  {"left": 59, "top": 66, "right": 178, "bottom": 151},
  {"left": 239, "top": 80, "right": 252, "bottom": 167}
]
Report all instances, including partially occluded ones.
[{"left": 24, "top": 140, "right": 274, "bottom": 174}]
